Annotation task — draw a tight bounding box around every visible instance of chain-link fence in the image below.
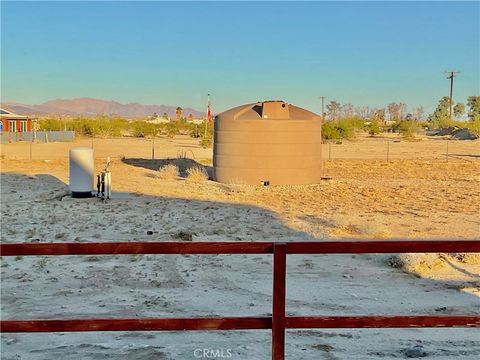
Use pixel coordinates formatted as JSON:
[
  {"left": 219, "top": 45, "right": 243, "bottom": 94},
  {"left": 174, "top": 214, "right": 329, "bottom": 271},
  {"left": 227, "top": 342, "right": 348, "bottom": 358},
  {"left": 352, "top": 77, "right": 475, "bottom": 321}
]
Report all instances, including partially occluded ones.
[
  {"left": 0, "top": 131, "right": 75, "bottom": 144},
  {"left": 0, "top": 135, "right": 478, "bottom": 162}
]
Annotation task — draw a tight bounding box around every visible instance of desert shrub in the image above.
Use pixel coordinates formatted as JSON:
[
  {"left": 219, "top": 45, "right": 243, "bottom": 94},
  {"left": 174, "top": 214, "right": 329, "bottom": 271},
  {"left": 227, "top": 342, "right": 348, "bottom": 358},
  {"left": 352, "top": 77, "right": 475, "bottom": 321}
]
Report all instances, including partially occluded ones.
[
  {"left": 156, "top": 121, "right": 196, "bottom": 138},
  {"left": 190, "top": 123, "right": 201, "bottom": 138},
  {"left": 336, "top": 119, "right": 358, "bottom": 139},
  {"left": 39, "top": 116, "right": 130, "bottom": 137},
  {"left": 130, "top": 121, "right": 158, "bottom": 138},
  {"left": 200, "top": 136, "right": 212, "bottom": 148},
  {"left": 453, "top": 253, "right": 480, "bottom": 264},
  {"left": 38, "top": 118, "right": 65, "bottom": 131},
  {"left": 398, "top": 120, "right": 420, "bottom": 139},
  {"left": 227, "top": 177, "right": 249, "bottom": 186},
  {"left": 199, "top": 121, "right": 214, "bottom": 148},
  {"left": 322, "top": 121, "right": 342, "bottom": 140},
  {"left": 466, "top": 118, "right": 480, "bottom": 137},
  {"left": 177, "top": 121, "right": 197, "bottom": 135},
  {"left": 39, "top": 115, "right": 205, "bottom": 139},
  {"left": 389, "top": 253, "right": 480, "bottom": 276},
  {"left": 429, "top": 117, "right": 454, "bottom": 130},
  {"left": 157, "top": 164, "right": 180, "bottom": 180},
  {"left": 388, "top": 253, "right": 446, "bottom": 274},
  {"left": 186, "top": 166, "right": 209, "bottom": 182},
  {"left": 165, "top": 123, "right": 179, "bottom": 138},
  {"left": 368, "top": 120, "right": 381, "bottom": 136},
  {"left": 357, "top": 222, "right": 390, "bottom": 238},
  {"left": 322, "top": 118, "right": 363, "bottom": 141}
]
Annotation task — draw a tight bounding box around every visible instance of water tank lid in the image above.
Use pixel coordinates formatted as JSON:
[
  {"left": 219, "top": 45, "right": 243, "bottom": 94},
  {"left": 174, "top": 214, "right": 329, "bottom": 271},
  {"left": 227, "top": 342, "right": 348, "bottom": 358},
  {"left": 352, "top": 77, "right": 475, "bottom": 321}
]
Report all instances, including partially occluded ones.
[
  {"left": 216, "top": 101, "right": 320, "bottom": 121},
  {"left": 70, "top": 147, "right": 93, "bottom": 151}
]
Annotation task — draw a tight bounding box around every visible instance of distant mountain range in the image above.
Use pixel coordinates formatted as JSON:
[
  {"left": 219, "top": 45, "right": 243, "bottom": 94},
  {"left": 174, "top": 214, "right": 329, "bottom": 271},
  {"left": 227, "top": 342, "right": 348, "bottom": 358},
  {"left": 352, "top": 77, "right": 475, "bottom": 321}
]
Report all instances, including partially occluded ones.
[{"left": 1, "top": 98, "right": 206, "bottom": 119}]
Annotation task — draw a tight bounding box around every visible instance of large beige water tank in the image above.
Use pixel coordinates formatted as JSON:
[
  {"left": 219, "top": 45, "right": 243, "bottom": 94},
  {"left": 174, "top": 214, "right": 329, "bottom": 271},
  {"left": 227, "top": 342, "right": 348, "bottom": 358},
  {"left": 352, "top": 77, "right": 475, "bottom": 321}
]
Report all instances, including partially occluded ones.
[{"left": 213, "top": 100, "right": 322, "bottom": 185}]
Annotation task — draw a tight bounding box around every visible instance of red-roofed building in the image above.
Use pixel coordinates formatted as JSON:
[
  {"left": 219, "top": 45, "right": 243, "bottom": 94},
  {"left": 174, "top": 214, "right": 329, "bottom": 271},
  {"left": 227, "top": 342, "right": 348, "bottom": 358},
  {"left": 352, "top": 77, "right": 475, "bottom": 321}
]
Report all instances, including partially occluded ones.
[{"left": 0, "top": 108, "right": 32, "bottom": 132}]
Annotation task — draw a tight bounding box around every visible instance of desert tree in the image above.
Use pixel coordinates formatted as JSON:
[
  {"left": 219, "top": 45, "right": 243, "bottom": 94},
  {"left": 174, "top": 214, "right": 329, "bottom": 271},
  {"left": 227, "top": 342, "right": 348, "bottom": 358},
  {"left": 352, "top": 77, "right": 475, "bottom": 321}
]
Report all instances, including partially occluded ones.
[
  {"left": 340, "top": 103, "right": 354, "bottom": 118},
  {"left": 162, "top": 112, "right": 169, "bottom": 120},
  {"left": 387, "top": 102, "right": 407, "bottom": 121},
  {"left": 175, "top": 107, "right": 183, "bottom": 122},
  {"left": 453, "top": 103, "right": 465, "bottom": 119},
  {"left": 467, "top": 96, "right": 480, "bottom": 121},
  {"left": 428, "top": 97, "right": 451, "bottom": 127},
  {"left": 326, "top": 101, "right": 341, "bottom": 121},
  {"left": 371, "top": 108, "right": 386, "bottom": 124},
  {"left": 413, "top": 106, "right": 424, "bottom": 121},
  {"left": 398, "top": 103, "right": 407, "bottom": 120},
  {"left": 387, "top": 103, "right": 399, "bottom": 120},
  {"left": 358, "top": 106, "right": 372, "bottom": 120}
]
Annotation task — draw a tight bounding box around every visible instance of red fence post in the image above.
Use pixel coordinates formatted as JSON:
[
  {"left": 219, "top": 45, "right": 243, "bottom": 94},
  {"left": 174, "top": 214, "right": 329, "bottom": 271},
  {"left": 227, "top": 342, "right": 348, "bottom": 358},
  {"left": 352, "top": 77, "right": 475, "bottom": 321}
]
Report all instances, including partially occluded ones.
[{"left": 272, "top": 243, "right": 287, "bottom": 360}]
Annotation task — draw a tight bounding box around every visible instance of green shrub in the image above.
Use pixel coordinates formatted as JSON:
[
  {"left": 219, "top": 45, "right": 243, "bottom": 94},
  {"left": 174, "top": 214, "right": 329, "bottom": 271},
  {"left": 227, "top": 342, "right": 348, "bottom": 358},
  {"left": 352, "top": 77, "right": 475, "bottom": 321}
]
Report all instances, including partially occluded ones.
[
  {"left": 322, "top": 121, "right": 341, "bottom": 140},
  {"left": 130, "top": 121, "right": 159, "bottom": 138},
  {"left": 39, "top": 115, "right": 203, "bottom": 139},
  {"left": 430, "top": 117, "right": 453, "bottom": 130},
  {"left": 39, "top": 116, "right": 130, "bottom": 137},
  {"left": 398, "top": 120, "right": 420, "bottom": 139},
  {"left": 368, "top": 120, "right": 381, "bottom": 136},
  {"left": 199, "top": 121, "right": 213, "bottom": 148},
  {"left": 38, "top": 118, "right": 65, "bottom": 131},
  {"left": 467, "top": 118, "right": 480, "bottom": 137},
  {"left": 200, "top": 136, "right": 212, "bottom": 148},
  {"left": 322, "top": 118, "right": 363, "bottom": 141}
]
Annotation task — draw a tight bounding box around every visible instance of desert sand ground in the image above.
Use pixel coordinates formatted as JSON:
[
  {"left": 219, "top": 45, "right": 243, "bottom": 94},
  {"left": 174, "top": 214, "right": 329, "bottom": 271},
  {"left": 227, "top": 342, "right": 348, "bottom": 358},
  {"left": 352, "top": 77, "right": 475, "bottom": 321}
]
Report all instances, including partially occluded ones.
[{"left": 1, "top": 135, "right": 479, "bottom": 359}]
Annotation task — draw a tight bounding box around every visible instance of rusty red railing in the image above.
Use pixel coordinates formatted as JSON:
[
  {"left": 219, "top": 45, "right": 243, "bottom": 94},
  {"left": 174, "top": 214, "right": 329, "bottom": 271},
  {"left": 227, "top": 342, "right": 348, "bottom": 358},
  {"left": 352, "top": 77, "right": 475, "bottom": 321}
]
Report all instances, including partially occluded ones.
[{"left": 1, "top": 240, "right": 479, "bottom": 359}]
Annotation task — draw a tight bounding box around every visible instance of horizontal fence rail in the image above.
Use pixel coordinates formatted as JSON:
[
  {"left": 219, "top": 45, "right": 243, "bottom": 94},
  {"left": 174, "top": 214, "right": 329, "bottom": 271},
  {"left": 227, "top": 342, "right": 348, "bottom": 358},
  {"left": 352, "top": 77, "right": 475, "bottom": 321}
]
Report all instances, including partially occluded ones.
[
  {"left": 2, "top": 239, "right": 479, "bottom": 256},
  {"left": 1, "top": 239, "right": 479, "bottom": 360}
]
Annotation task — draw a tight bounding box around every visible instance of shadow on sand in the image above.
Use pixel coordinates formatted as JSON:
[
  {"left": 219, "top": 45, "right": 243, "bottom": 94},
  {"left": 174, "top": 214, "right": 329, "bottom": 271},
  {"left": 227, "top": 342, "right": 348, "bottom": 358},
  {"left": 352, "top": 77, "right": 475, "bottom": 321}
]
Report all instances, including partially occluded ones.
[
  {"left": 122, "top": 157, "right": 214, "bottom": 178},
  {"left": 1, "top": 171, "right": 479, "bottom": 359}
]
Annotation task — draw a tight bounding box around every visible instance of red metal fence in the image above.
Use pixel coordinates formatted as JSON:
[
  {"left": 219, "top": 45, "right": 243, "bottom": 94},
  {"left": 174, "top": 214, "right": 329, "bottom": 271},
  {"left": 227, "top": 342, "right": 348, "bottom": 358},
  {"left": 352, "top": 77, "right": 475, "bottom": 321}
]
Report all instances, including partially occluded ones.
[{"left": 1, "top": 240, "right": 479, "bottom": 359}]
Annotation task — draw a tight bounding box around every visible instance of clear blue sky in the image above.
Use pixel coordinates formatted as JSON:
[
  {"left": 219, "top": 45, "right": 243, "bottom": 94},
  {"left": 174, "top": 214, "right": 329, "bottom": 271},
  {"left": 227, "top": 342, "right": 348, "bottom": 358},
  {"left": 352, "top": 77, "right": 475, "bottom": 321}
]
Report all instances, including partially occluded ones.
[{"left": 1, "top": 1, "right": 479, "bottom": 114}]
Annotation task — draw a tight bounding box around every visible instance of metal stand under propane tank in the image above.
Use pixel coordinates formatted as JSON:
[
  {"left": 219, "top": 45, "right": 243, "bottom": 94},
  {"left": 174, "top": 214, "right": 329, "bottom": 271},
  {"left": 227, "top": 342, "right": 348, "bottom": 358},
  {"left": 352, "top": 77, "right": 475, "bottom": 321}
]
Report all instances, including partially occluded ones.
[{"left": 96, "top": 157, "right": 112, "bottom": 200}]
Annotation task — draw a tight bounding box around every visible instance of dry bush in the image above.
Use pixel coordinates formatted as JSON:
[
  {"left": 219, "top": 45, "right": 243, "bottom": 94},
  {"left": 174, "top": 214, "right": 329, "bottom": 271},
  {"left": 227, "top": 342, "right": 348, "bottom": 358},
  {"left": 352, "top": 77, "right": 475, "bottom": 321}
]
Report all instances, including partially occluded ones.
[
  {"left": 227, "top": 177, "right": 249, "bottom": 186},
  {"left": 330, "top": 214, "right": 351, "bottom": 228},
  {"left": 329, "top": 214, "right": 361, "bottom": 235},
  {"left": 330, "top": 215, "right": 391, "bottom": 238},
  {"left": 226, "top": 177, "right": 249, "bottom": 193},
  {"left": 358, "top": 222, "right": 391, "bottom": 239},
  {"left": 389, "top": 253, "right": 445, "bottom": 273},
  {"left": 157, "top": 164, "right": 179, "bottom": 180},
  {"left": 452, "top": 253, "right": 480, "bottom": 264},
  {"left": 186, "top": 166, "right": 209, "bottom": 182},
  {"left": 388, "top": 252, "right": 480, "bottom": 277}
]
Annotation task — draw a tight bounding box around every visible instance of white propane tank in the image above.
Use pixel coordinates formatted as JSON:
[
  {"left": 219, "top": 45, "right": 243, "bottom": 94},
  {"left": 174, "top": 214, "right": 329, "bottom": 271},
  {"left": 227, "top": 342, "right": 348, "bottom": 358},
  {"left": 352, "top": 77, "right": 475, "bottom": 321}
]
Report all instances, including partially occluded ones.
[
  {"left": 103, "top": 171, "right": 112, "bottom": 199},
  {"left": 69, "top": 147, "right": 94, "bottom": 198}
]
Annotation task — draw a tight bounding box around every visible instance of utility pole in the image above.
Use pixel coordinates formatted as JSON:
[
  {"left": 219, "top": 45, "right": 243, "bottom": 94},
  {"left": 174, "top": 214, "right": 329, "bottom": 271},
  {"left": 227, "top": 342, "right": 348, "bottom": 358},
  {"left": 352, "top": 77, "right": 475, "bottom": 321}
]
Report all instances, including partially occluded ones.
[
  {"left": 445, "top": 71, "right": 459, "bottom": 120},
  {"left": 205, "top": 93, "right": 211, "bottom": 138},
  {"left": 319, "top": 96, "right": 326, "bottom": 120}
]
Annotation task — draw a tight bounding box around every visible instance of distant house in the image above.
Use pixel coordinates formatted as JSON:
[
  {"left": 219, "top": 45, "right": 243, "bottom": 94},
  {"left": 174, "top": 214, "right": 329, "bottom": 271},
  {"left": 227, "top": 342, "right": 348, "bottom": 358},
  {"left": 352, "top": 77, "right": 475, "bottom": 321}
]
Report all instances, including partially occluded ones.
[
  {"left": 146, "top": 118, "right": 170, "bottom": 124},
  {"left": 0, "top": 108, "right": 32, "bottom": 132},
  {"left": 188, "top": 118, "right": 206, "bottom": 125}
]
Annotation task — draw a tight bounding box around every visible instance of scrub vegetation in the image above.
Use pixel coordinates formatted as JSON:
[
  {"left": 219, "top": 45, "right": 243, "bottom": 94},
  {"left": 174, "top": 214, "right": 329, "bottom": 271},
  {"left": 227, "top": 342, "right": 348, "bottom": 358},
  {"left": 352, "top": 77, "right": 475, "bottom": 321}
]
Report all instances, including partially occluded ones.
[
  {"left": 38, "top": 115, "right": 201, "bottom": 139},
  {"left": 321, "top": 95, "right": 480, "bottom": 141},
  {"left": 37, "top": 96, "right": 480, "bottom": 145}
]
